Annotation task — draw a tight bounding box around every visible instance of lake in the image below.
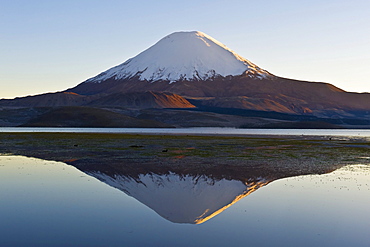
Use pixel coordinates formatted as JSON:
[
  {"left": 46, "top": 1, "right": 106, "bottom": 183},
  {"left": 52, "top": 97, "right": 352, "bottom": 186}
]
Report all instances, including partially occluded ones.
[
  {"left": 1, "top": 155, "right": 369, "bottom": 246},
  {"left": 1, "top": 127, "right": 370, "bottom": 137}
]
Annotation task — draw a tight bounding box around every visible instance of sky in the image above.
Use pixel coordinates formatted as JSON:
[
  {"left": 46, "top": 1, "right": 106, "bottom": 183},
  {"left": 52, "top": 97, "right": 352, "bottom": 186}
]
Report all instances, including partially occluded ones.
[{"left": 1, "top": 0, "right": 370, "bottom": 99}]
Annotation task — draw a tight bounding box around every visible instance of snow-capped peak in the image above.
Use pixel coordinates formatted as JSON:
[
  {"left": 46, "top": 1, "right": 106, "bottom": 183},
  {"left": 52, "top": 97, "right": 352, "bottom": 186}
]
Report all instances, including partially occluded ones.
[{"left": 85, "top": 31, "right": 271, "bottom": 83}]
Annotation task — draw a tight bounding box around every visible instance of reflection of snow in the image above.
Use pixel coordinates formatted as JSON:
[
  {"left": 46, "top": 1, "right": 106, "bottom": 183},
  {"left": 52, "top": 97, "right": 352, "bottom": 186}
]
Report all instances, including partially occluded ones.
[{"left": 89, "top": 172, "right": 270, "bottom": 224}]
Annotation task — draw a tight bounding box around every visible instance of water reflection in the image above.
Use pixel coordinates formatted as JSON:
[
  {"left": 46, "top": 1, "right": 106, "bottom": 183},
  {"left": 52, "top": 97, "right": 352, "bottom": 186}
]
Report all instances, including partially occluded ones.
[
  {"left": 91, "top": 172, "right": 269, "bottom": 224},
  {"left": 69, "top": 160, "right": 339, "bottom": 224},
  {"left": 2, "top": 155, "right": 369, "bottom": 246}
]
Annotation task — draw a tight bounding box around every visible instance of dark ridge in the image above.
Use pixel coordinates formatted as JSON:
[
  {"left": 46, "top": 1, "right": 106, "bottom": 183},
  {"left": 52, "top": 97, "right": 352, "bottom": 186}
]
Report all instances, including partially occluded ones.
[{"left": 179, "top": 105, "right": 370, "bottom": 126}]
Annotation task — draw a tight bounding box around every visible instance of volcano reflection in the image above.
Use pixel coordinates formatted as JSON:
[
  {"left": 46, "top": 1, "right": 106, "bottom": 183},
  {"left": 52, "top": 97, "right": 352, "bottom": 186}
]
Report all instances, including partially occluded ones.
[
  {"left": 68, "top": 160, "right": 339, "bottom": 225},
  {"left": 90, "top": 172, "right": 270, "bottom": 224}
]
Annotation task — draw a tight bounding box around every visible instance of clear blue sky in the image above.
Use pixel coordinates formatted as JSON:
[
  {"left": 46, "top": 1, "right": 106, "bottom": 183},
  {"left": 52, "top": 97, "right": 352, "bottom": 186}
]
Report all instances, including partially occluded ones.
[{"left": 1, "top": 0, "right": 370, "bottom": 99}]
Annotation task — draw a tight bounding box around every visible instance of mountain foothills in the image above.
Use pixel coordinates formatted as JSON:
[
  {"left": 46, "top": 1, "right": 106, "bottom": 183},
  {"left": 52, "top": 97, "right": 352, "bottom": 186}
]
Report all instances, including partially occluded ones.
[{"left": 1, "top": 31, "right": 370, "bottom": 128}]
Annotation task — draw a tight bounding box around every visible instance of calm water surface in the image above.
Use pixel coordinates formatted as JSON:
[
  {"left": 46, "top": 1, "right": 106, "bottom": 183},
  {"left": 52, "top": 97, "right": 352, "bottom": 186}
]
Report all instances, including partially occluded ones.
[
  {"left": 1, "top": 155, "right": 369, "bottom": 246},
  {"left": 1, "top": 127, "right": 370, "bottom": 137}
]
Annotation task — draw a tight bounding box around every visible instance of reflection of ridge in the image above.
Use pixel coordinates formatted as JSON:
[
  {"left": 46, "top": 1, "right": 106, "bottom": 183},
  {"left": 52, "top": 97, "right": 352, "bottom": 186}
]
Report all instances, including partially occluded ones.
[
  {"left": 193, "top": 178, "right": 270, "bottom": 224},
  {"left": 88, "top": 171, "right": 271, "bottom": 224}
]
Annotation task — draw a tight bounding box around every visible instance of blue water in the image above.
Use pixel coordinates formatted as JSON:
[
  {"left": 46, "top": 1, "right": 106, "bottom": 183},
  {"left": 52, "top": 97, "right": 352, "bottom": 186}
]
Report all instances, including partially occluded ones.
[
  {"left": 1, "top": 127, "right": 370, "bottom": 137},
  {"left": 1, "top": 156, "right": 369, "bottom": 246}
]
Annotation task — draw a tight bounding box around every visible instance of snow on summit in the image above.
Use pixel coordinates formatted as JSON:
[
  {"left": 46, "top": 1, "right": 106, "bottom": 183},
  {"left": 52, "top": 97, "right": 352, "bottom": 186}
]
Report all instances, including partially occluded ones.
[{"left": 85, "top": 31, "right": 271, "bottom": 83}]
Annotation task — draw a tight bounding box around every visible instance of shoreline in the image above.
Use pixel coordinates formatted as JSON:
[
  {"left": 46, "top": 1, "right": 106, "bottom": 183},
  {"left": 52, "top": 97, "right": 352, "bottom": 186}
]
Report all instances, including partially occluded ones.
[
  {"left": 1, "top": 127, "right": 370, "bottom": 138},
  {"left": 1, "top": 132, "right": 369, "bottom": 177}
]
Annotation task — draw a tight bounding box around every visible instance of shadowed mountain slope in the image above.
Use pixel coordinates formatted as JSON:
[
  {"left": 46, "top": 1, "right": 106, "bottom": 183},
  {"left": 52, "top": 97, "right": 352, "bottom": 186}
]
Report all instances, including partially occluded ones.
[
  {"left": 87, "top": 91, "right": 195, "bottom": 108},
  {"left": 20, "top": 106, "right": 172, "bottom": 127}
]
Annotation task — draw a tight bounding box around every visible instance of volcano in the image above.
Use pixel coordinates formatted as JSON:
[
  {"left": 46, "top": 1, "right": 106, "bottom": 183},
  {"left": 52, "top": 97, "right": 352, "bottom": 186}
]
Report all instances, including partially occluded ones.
[
  {"left": 1, "top": 31, "right": 370, "bottom": 127},
  {"left": 68, "top": 31, "right": 274, "bottom": 96},
  {"left": 67, "top": 31, "right": 370, "bottom": 119},
  {"left": 81, "top": 31, "right": 271, "bottom": 84}
]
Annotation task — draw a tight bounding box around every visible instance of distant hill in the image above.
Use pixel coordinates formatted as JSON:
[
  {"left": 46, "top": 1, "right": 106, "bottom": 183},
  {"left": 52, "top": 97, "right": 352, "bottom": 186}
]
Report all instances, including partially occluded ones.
[{"left": 0, "top": 92, "right": 94, "bottom": 107}]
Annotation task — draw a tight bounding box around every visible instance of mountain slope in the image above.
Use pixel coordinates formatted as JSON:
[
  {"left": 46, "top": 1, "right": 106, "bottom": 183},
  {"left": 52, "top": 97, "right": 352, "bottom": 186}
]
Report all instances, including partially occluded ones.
[
  {"left": 88, "top": 91, "right": 195, "bottom": 108},
  {"left": 21, "top": 106, "right": 172, "bottom": 127},
  {"left": 69, "top": 75, "right": 370, "bottom": 117},
  {"left": 0, "top": 91, "right": 194, "bottom": 109}
]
